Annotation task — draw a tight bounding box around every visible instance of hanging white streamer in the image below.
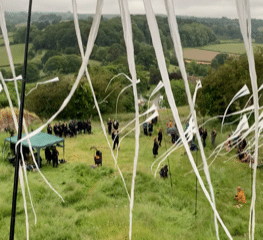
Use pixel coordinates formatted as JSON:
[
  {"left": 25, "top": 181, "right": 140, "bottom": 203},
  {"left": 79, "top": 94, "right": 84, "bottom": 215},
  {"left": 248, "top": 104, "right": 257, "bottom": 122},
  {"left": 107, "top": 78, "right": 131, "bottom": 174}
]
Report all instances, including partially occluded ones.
[
  {"left": 4, "top": 75, "right": 23, "bottom": 82},
  {"left": 221, "top": 84, "right": 250, "bottom": 132},
  {"left": 105, "top": 72, "right": 132, "bottom": 92},
  {"left": 0, "top": 0, "right": 20, "bottom": 105},
  {"left": 164, "top": 0, "right": 221, "bottom": 238},
  {"left": 144, "top": 1, "right": 230, "bottom": 238},
  {"left": 0, "top": 72, "right": 38, "bottom": 240},
  {"left": 236, "top": 2, "right": 259, "bottom": 239},
  {"left": 71, "top": 0, "right": 130, "bottom": 201},
  {"left": 118, "top": 1, "right": 140, "bottom": 239},
  {"left": 115, "top": 79, "right": 140, "bottom": 117},
  {"left": 149, "top": 81, "right": 164, "bottom": 100},
  {"left": 26, "top": 77, "right": 59, "bottom": 96},
  {"left": 193, "top": 79, "right": 202, "bottom": 106}
]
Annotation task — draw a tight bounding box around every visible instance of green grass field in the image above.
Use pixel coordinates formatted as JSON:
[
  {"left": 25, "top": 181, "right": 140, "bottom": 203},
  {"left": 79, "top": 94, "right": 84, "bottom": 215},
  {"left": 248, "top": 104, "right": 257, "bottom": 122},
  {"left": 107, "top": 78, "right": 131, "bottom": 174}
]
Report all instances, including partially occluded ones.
[
  {"left": 0, "top": 43, "right": 32, "bottom": 67},
  {"left": 0, "top": 109, "right": 263, "bottom": 239},
  {"left": 199, "top": 43, "right": 263, "bottom": 55}
]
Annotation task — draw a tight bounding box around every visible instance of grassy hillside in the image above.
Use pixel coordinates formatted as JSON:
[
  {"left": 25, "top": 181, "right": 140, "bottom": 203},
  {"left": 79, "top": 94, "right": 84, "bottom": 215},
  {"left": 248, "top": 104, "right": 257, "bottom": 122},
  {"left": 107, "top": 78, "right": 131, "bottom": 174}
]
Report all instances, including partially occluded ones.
[{"left": 0, "top": 109, "right": 263, "bottom": 239}]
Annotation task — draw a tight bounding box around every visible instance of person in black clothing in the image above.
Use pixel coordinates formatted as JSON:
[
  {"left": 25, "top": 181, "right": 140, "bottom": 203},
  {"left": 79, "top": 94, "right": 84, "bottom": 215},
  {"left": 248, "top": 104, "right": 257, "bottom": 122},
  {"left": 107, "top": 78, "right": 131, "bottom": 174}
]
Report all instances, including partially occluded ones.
[
  {"left": 82, "top": 120, "right": 85, "bottom": 133},
  {"left": 52, "top": 147, "right": 59, "bottom": 167},
  {"left": 63, "top": 121, "right": 68, "bottom": 137},
  {"left": 78, "top": 120, "right": 82, "bottom": 134},
  {"left": 153, "top": 138, "right": 159, "bottom": 157},
  {"left": 58, "top": 121, "right": 63, "bottom": 137},
  {"left": 238, "top": 137, "right": 247, "bottom": 151},
  {"left": 112, "top": 130, "right": 119, "bottom": 150},
  {"left": 171, "top": 134, "right": 176, "bottom": 144},
  {"left": 47, "top": 124, "right": 52, "bottom": 135},
  {"left": 202, "top": 128, "right": 207, "bottom": 147},
  {"left": 94, "top": 150, "right": 102, "bottom": 167},
  {"left": 87, "top": 119, "right": 92, "bottom": 134},
  {"left": 107, "top": 118, "right": 112, "bottom": 135},
  {"left": 53, "top": 124, "right": 58, "bottom": 136},
  {"left": 45, "top": 147, "right": 52, "bottom": 164},
  {"left": 69, "top": 120, "right": 74, "bottom": 137},
  {"left": 199, "top": 126, "right": 203, "bottom": 138},
  {"left": 152, "top": 116, "right": 158, "bottom": 125},
  {"left": 142, "top": 122, "right": 148, "bottom": 136},
  {"left": 158, "top": 129, "right": 162, "bottom": 146},
  {"left": 211, "top": 129, "right": 217, "bottom": 147},
  {"left": 159, "top": 165, "right": 168, "bottom": 178},
  {"left": 189, "top": 140, "right": 199, "bottom": 151},
  {"left": 113, "top": 119, "right": 119, "bottom": 130},
  {"left": 74, "top": 120, "right": 78, "bottom": 136},
  {"left": 148, "top": 120, "right": 153, "bottom": 136}
]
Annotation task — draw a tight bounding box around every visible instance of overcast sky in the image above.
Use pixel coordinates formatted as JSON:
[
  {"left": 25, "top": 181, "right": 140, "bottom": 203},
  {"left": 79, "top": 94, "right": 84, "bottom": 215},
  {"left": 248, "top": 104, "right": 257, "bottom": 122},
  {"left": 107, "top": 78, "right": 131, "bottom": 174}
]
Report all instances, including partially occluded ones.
[{"left": 2, "top": 0, "right": 263, "bottom": 19}]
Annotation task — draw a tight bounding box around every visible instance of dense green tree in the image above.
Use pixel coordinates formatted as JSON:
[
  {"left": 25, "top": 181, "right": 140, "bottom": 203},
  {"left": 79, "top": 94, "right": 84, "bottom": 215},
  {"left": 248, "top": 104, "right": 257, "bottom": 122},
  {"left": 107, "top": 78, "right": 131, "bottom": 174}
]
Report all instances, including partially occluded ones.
[
  {"left": 179, "top": 23, "right": 216, "bottom": 47},
  {"left": 41, "top": 50, "right": 61, "bottom": 65},
  {"left": 186, "top": 60, "right": 208, "bottom": 77},
  {"left": 211, "top": 53, "right": 228, "bottom": 70},
  {"left": 106, "top": 43, "right": 125, "bottom": 62},
  {"left": 95, "top": 47, "right": 108, "bottom": 62},
  {"left": 43, "top": 55, "right": 81, "bottom": 74},
  {"left": 163, "top": 79, "right": 194, "bottom": 107},
  {"left": 149, "top": 66, "right": 161, "bottom": 85},
  {"left": 60, "top": 79, "right": 94, "bottom": 119},
  {"left": 13, "top": 25, "right": 40, "bottom": 44},
  {"left": 43, "top": 56, "right": 67, "bottom": 74},
  {"left": 63, "top": 55, "right": 82, "bottom": 74},
  {"left": 197, "top": 47, "right": 263, "bottom": 117},
  {"left": 135, "top": 44, "right": 156, "bottom": 70},
  {"left": 15, "top": 63, "right": 40, "bottom": 82},
  {"left": 255, "top": 31, "right": 263, "bottom": 44}
]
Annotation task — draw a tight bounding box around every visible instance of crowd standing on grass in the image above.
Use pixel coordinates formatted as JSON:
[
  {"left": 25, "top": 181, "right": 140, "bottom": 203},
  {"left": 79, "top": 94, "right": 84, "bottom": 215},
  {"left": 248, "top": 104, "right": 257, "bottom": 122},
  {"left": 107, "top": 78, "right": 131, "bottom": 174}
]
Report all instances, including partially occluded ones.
[{"left": 47, "top": 119, "right": 92, "bottom": 138}]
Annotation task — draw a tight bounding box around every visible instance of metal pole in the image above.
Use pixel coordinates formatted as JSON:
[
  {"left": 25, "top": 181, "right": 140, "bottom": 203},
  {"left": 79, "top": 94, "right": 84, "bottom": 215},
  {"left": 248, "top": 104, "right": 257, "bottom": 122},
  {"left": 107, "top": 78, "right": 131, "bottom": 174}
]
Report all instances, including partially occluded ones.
[
  {"left": 9, "top": 0, "right": 33, "bottom": 239},
  {"left": 195, "top": 150, "right": 198, "bottom": 219}
]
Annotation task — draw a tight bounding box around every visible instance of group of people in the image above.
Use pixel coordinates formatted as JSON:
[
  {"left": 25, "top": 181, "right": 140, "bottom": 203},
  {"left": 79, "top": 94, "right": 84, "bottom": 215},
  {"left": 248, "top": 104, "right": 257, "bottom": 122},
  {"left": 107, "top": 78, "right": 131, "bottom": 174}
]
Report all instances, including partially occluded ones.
[
  {"left": 153, "top": 129, "right": 163, "bottom": 158},
  {"left": 47, "top": 119, "right": 92, "bottom": 138},
  {"left": 143, "top": 117, "right": 158, "bottom": 137},
  {"left": 45, "top": 146, "right": 60, "bottom": 167}
]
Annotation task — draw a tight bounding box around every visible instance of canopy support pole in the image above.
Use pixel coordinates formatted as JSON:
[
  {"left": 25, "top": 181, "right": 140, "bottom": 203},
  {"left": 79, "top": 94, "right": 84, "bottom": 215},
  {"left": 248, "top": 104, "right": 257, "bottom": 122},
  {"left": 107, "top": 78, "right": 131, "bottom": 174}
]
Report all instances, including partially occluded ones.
[
  {"left": 9, "top": 1, "right": 33, "bottom": 239},
  {"left": 3, "top": 139, "right": 6, "bottom": 160},
  {"left": 37, "top": 148, "right": 40, "bottom": 168}
]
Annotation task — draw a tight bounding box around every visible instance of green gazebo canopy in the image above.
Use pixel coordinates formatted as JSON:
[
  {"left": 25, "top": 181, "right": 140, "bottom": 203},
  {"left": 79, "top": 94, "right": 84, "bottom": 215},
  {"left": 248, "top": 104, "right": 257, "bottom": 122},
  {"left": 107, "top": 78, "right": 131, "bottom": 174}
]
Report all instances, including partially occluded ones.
[{"left": 3, "top": 132, "right": 65, "bottom": 167}]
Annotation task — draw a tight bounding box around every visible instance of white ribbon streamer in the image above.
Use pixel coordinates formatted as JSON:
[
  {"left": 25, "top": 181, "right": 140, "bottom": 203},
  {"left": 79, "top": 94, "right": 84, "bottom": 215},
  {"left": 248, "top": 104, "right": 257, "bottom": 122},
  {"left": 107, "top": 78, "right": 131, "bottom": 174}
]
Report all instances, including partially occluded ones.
[
  {"left": 236, "top": 2, "right": 259, "bottom": 239},
  {"left": 26, "top": 77, "right": 59, "bottom": 96},
  {"left": 221, "top": 84, "right": 250, "bottom": 132},
  {"left": 144, "top": 1, "right": 230, "bottom": 238}
]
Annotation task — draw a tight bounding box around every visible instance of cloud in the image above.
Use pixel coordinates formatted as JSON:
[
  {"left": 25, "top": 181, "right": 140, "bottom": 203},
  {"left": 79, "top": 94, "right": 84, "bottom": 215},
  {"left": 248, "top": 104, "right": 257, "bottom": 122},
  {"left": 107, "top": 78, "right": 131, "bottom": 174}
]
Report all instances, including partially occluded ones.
[{"left": 2, "top": 0, "right": 263, "bottom": 19}]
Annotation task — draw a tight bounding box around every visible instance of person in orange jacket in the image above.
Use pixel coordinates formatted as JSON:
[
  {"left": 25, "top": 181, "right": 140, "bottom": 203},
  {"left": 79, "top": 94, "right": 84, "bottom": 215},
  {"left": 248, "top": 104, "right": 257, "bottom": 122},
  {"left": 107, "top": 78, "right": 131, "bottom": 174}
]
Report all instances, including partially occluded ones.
[{"left": 234, "top": 186, "right": 246, "bottom": 205}]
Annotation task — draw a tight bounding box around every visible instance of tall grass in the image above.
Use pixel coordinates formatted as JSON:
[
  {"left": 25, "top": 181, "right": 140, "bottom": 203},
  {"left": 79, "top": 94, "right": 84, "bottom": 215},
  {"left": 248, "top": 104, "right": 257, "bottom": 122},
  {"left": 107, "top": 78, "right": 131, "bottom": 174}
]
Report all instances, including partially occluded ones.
[{"left": 0, "top": 109, "right": 263, "bottom": 239}]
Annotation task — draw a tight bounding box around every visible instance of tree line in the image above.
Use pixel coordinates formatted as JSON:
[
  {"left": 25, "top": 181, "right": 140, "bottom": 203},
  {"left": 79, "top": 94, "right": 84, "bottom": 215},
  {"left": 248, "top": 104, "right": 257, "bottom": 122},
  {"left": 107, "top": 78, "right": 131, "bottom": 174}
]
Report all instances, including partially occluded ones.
[{"left": 196, "top": 47, "right": 263, "bottom": 118}]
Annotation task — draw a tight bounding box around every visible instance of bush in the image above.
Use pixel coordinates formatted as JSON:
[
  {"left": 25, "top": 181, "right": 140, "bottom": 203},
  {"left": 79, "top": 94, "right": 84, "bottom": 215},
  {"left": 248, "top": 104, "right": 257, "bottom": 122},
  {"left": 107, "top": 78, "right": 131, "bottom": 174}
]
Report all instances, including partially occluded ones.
[
  {"left": 15, "top": 62, "right": 40, "bottom": 82},
  {"left": 43, "top": 55, "right": 81, "bottom": 74},
  {"left": 163, "top": 79, "right": 194, "bottom": 107},
  {"left": 41, "top": 50, "right": 62, "bottom": 65}
]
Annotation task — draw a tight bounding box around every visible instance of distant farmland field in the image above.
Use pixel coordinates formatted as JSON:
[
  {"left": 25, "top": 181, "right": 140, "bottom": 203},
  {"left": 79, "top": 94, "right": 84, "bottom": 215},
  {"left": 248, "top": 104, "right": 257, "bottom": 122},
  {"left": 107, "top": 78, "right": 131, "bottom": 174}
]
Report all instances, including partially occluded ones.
[
  {"left": 183, "top": 48, "right": 220, "bottom": 63},
  {"left": 199, "top": 43, "right": 263, "bottom": 54},
  {"left": 0, "top": 43, "right": 32, "bottom": 67}
]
